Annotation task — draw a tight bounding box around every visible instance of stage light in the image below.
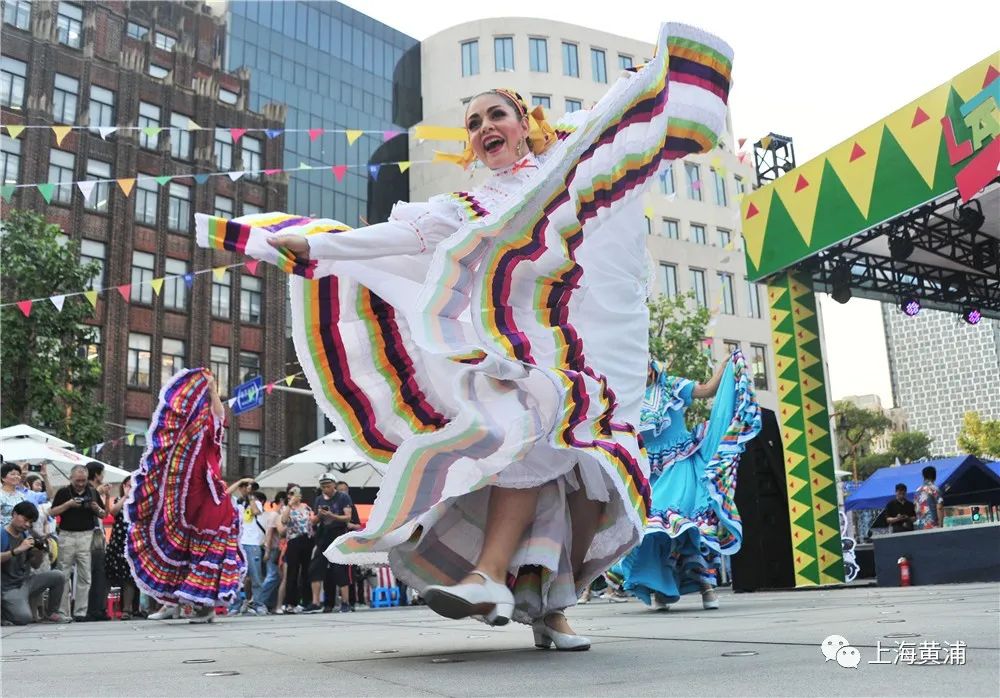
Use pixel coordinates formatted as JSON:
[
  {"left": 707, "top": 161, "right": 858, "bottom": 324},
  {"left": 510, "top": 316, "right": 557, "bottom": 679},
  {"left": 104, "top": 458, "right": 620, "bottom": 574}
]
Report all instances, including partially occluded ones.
[
  {"left": 962, "top": 307, "right": 982, "bottom": 325},
  {"left": 900, "top": 298, "right": 921, "bottom": 316},
  {"left": 944, "top": 274, "right": 968, "bottom": 301},
  {"left": 956, "top": 199, "right": 985, "bottom": 232},
  {"left": 889, "top": 235, "right": 915, "bottom": 261},
  {"left": 830, "top": 264, "right": 852, "bottom": 304}
]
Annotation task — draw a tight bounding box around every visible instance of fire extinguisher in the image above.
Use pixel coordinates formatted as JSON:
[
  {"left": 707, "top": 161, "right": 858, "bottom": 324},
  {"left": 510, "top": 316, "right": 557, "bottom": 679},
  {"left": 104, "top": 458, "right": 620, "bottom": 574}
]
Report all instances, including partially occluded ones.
[{"left": 897, "top": 556, "right": 911, "bottom": 587}]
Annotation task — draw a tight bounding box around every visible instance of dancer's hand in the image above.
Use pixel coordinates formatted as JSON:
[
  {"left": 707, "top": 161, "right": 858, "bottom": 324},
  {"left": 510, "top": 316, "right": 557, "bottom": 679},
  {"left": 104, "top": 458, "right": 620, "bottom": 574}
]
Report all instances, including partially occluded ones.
[{"left": 268, "top": 235, "right": 310, "bottom": 261}]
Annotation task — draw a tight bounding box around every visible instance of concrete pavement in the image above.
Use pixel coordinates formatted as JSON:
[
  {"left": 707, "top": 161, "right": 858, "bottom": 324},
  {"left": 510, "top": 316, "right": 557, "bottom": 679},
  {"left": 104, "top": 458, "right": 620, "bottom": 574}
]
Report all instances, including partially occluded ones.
[{"left": 2, "top": 581, "right": 997, "bottom": 697}]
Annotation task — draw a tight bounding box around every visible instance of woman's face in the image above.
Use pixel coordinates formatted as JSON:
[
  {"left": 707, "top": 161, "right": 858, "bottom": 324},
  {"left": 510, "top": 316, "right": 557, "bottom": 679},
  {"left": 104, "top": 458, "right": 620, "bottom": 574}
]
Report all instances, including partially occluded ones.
[
  {"left": 30, "top": 479, "right": 44, "bottom": 492},
  {"left": 466, "top": 94, "right": 529, "bottom": 170},
  {"left": 2, "top": 467, "right": 21, "bottom": 489}
]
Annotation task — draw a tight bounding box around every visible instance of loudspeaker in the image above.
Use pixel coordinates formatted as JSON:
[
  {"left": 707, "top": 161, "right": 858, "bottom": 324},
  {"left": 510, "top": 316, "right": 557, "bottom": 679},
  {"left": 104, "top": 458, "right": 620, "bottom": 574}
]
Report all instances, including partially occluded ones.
[{"left": 730, "top": 408, "right": 796, "bottom": 592}]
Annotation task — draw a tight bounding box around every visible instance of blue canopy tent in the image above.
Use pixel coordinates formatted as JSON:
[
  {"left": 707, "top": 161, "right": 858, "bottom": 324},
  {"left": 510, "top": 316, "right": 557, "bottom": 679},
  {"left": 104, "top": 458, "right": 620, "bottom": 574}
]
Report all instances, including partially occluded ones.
[{"left": 845, "top": 455, "right": 1000, "bottom": 511}]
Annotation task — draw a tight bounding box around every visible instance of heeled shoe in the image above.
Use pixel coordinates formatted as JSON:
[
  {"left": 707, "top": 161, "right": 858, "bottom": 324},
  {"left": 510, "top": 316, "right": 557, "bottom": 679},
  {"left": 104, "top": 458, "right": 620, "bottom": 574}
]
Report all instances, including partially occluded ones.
[
  {"left": 701, "top": 588, "right": 720, "bottom": 610},
  {"left": 532, "top": 614, "right": 591, "bottom": 651},
  {"left": 423, "top": 570, "right": 514, "bottom": 626},
  {"left": 649, "top": 592, "right": 673, "bottom": 611},
  {"left": 148, "top": 605, "right": 180, "bottom": 620}
]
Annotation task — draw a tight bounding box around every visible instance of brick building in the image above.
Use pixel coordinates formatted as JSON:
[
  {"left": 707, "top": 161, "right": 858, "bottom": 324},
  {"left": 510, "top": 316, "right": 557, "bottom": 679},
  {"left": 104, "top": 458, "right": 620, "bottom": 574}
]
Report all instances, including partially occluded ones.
[{"left": 1, "top": 0, "right": 289, "bottom": 476}]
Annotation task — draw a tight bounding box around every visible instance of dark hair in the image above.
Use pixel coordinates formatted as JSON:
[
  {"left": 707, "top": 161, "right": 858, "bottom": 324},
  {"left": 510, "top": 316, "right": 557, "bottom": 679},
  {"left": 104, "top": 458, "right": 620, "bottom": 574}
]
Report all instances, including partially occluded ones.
[
  {"left": 1, "top": 463, "right": 22, "bottom": 480},
  {"left": 921, "top": 465, "right": 936, "bottom": 481},
  {"left": 253, "top": 491, "right": 267, "bottom": 504},
  {"left": 274, "top": 492, "right": 288, "bottom": 505},
  {"left": 86, "top": 461, "right": 105, "bottom": 481},
  {"left": 119, "top": 475, "right": 132, "bottom": 497},
  {"left": 12, "top": 500, "right": 39, "bottom": 522},
  {"left": 894, "top": 483, "right": 907, "bottom": 493}
]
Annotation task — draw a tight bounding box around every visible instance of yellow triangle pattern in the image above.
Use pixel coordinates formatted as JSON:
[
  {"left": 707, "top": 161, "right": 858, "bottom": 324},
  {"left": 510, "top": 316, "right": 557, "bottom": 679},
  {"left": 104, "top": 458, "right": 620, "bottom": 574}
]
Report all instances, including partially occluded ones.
[
  {"left": 814, "top": 518, "right": 838, "bottom": 546},
  {"left": 779, "top": 423, "right": 803, "bottom": 448},
  {"left": 794, "top": 348, "right": 820, "bottom": 373},
  {"left": 883, "top": 82, "right": 951, "bottom": 188},
  {"left": 786, "top": 472, "right": 809, "bottom": 500},
  {"left": 825, "top": 121, "right": 885, "bottom": 218},
  {"left": 796, "top": 572, "right": 821, "bottom": 587},
  {"left": 808, "top": 447, "right": 832, "bottom": 471},
  {"left": 807, "top": 466, "right": 833, "bottom": 493},
  {"left": 790, "top": 303, "right": 816, "bottom": 326},
  {"left": 776, "top": 376, "right": 799, "bottom": 400},
  {"left": 952, "top": 55, "right": 999, "bottom": 102},
  {"left": 741, "top": 188, "right": 774, "bottom": 269},
  {"left": 790, "top": 523, "right": 814, "bottom": 547},
  {"left": 813, "top": 496, "right": 836, "bottom": 520},
  {"left": 818, "top": 569, "right": 843, "bottom": 586},
  {"left": 770, "top": 156, "right": 827, "bottom": 245},
  {"left": 772, "top": 331, "right": 794, "bottom": 357},
  {"left": 784, "top": 449, "right": 806, "bottom": 471},
  {"left": 769, "top": 305, "right": 790, "bottom": 329},
  {"left": 802, "top": 398, "right": 826, "bottom": 420}
]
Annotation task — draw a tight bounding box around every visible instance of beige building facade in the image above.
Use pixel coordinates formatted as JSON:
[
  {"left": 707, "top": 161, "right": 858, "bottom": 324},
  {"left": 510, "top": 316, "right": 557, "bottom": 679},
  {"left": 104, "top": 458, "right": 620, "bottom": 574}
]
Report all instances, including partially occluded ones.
[{"left": 412, "top": 18, "right": 777, "bottom": 410}]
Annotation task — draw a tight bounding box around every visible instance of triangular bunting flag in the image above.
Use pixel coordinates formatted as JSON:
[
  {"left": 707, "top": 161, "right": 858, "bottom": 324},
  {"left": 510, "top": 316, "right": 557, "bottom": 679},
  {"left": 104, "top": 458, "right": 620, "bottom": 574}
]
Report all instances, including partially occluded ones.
[
  {"left": 77, "top": 181, "right": 97, "bottom": 201},
  {"left": 126, "top": 433, "right": 136, "bottom": 446},
  {"left": 142, "top": 126, "right": 162, "bottom": 140},
  {"left": 228, "top": 171, "right": 245, "bottom": 182},
  {"left": 308, "top": 128, "right": 324, "bottom": 141},
  {"left": 84, "top": 290, "right": 99, "bottom": 308},
  {"left": 759, "top": 135, "right": 773, "bottom": 149},
  {"left": 383, "top": 130, "right": 402, "bottom": 141},
  {"left": 98, "top": 126, "right": 117, "bottom": 140},
  {"left": 265, "top": 128, "right": 283, "bottom": 139},
  {"left": 117, "top": 178, "right": 136, "bottom": 196},
  {"left": 212, "top": 266, "right": 227, "bottom": 281},
  {"left": 193, "top": 173, "right": 210, "bottom": 184},
  {"left": 150, "top": 278, "right": 164, "bottom": 295},
  {"left": 332, "top": 165, "right": 347, "bottom": 182},
  {"left": 738, "top": 137, "right": 746, "bottom": 148},
  {"left": 397, "top": 161, "right": 411, "bottom": 173},
  {"left": 263, "top": 168, "right": 282, "bottom": 176},
  {"left": 345, "top": 130, "right": 363, "bottom": 145},
  {"left": 186, "top": 119, "right": 202, "bottom": 131},
  {"left": 298, "top": 162, "right": 313, "bottom": 170},
  {"left": 228, "top": 397, "right": 238, "bottom": 407},
  {"left": 1, "top": 185, "right": 15, "bottom": 203},
  {"left": 52, "top": 125, "right": 72, "bottom": 146},
  {"left": 265, "top": 382, "right": 275, "bottom": 395},
  {"left": 50, "top": 295, "right": 66, "bottom": 312},
  {"left": 37, "top": 183, "right": 55, "bottom": 203},
  {"left": 183, "top": 273, "right": 194, "bottom": 288},
  {"left": 229, "top": 128, "right": 247, "bottom": 142},
  {"left": 368, "top": 164, "right": 381, "bottom": 180},
  {"left": 284, "top": 375, "right": 295, "bottom": 386},
  {"left": 5, "top": 124, "right": 25, "bottom": 139},
  {"left": 154, "top": 175, "right": 172, "bottom": 186},
  {"left": 911, "top": 107, "right": 929, "bottom": 128},
  {"left": 82, "top": 448, "right": 90, "bottom": 456},
  {"left": 116, "top": 284, "right": 131, "bottom": 301},
  {"left": 16, "top": 300, "right": 32, "bottom": 317},
  {"left": 94, "top": 443, "right": 104, "bottom": 454},
  {"left": 245, "top": 260, "right": 260, "bottom": 275}
]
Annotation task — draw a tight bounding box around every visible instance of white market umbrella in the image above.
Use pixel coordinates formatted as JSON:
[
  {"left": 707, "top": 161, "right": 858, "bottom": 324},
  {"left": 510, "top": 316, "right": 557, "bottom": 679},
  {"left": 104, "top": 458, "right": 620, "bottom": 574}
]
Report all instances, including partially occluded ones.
[
  {"left": 256, "top": 435, "right": 382, "bottom": 490},
  {"left": 0, "top": 424, "right": 75, "bottom": 449},
  {"left": 0, "top": 438, "right": 128, "bottom": 486}
]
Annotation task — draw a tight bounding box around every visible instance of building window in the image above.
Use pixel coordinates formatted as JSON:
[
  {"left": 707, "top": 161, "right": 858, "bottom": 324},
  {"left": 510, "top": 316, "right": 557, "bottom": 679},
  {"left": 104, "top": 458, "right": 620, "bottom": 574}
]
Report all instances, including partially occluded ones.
[
  {"left": 494, "top": 36, "right": 514, "bottom": 71},
  {"left": 240, "top": 275, "right": 262, "bottom": 324},
  {"left": 735, "top": 174, "right": 747, "bottom": 196},
  {"left": 690, "top": 269, "right": 707, "bottom": 308},
  {"left": 529, "top": 37, "right": 548, "bottom": 72},
  {"left": 239, "top": 351, "right": 260, "bottom": 384},
  {"left": 691, "top": 223, "right": 707, "bottom": 245},
  {"left": 79, "top": 324, "right": 100, "bottom": 362},
  {"left": 79, "top": 239, "right": 105, "bottom": 289},
  {"left": 562, "top": 42, "right": 579, "bottom": 77},
  {"left": 210, "top": 346, "right": 230, "bottom": 396},
  {"left": 241, "top": 137, "right": 262, "bottom": 180},
  {"left": 212, "top": 270, "right": 231, "bottom": 318},
  {"left": 238, "top": 430, "right": 260, "bottom": 475},
  {"left": 591, "top": 48, "right": 607, "bottom": 83},
  {"left": 218, "top": 88, "right": 239, "bottom": 105},
  {"left": 751, "top": 344, "right": 769, "bottom": 390},
  {"left": 166, "top": 182, "right": 191, "bottom": 232},
  {"left": 685, "top": 162, "right": 702, "bottom": 201},
  {"left": 531, "top": 95, "right": 551, "bottom": 109},
  {"left": 127, "top": 333, "right": 152, "bottom": 387},
  {"left": 215, "top": 128, "right": 233, "bottom": 170},
  {"left": 618, "top": 54, "right": 633, "bottom": 70},
  {"left": 659, "top": 263, "right": 678, "bottom": 299},
  {"left": 1, "top": 57, "right": 27, "bottom": 110},
  {"left": 138, "top": 102, "right": 160, "bottom": 149},
  {"left": 3, "top": 0, "right": 31, "bottom": 30},
  {"left": 460, "top": 40, "right": 479, "bottom": 76},
  {"left": 718, "top": 228, "right": 732, "bottom": 248},
  {"left": 83, "top": 159, "right": 110, "bottom": 211},
  {"left": 713, "top": 168, "right": 728, "bottom": 206},
  {"left": 47, "top": 150, "right": 75, "bottom": 204},
  {"left": 154, "top": 31, "right": 176, "bottom": 51},
  {"left": 214, "top": 195, "right": 233, "bottom": 218},
  {"left": 168, "top": 112, "right": 191, "bottom": 159},
  {"left": 126, "top": 21, "right": 148, "bottom": 40},
  {"left": 52, "top": 73, "right": 79, "bottom": 123},
  {"left": 130, "top": 251, "right": 155, "bottom": 304},
  {"left": 134, "top": 176, "right": 158, "bottom": 226},
  {"left": 163, "top": 258, "right": 188, "bottom": 310},
  {"left": 56, "top": 2, "right": 82, "bottom": 48},
  {"left": 148, "top": 64, "right": 169, "bottom": 79},
  {"left": 724, "top": 339, "right": 741, "bottom": 356},
  {"left": 747, "top": 279, "right": 762, "bottom": 319},
  {"left": 646, "top": 217, "right": 652, "bottom": 235},
  {"left": 161, "top": 338, "right": 186, "bottom": 388},
  {"left": 719, "top": 272, "right": 735, "bottom": 315},
  {"left": 659, "top": 164, "right": 675, "bottom": 195},
  {"left": 1, "top": 134, "right": 20, "bottom": 184},
  {"left": 662, "top": 218, "right": 679, "bottom": 240},
  {"left": 565, "top": 98, "right": 582, "bottom": 113},
  {"left": 242, "top": 202, "right": 262, "bottom": 217},
  {"left": 88, "top": 85, "right": 115, "bottom": 131}
]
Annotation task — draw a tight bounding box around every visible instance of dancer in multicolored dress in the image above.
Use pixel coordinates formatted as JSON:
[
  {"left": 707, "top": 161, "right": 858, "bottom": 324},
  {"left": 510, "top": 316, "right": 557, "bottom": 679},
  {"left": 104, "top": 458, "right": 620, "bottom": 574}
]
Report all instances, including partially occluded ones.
[
  {"left": 195, "top": 23, "right": 734, "bottom": 649},
  {"left": 613, "top": 352, "right": 761, "bottom": 610},
  {"left": 125, "top": 369, "right": 247, "bottom": 623}
]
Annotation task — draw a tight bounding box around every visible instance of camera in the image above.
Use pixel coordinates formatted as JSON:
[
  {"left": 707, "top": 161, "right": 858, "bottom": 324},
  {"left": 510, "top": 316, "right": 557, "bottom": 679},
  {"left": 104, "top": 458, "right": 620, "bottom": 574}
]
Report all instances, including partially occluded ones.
[{"left": 75, "top": 495, "right": 93, "bottom": 506}]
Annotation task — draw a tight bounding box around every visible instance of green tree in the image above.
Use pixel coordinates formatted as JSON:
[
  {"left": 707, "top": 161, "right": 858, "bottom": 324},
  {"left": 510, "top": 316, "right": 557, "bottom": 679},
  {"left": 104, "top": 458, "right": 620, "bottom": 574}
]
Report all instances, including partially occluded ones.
[
  {"left": 889, "top": 431, "right": 933, "bottom": 464},
  {"left": 957, "top": 411, "right": 1000, "bottom": 460},
  {"left": 0, "top": 210, "right": 105, "bottom": 446},
  {"left": 647, "top": 292, "right": 713, "bottom": 423},
  {"left": 857, "top": 452, "right": 894, "bottom": 479},
  {"left": 833, "top": 400, "right": 892, "bottom": 481}
]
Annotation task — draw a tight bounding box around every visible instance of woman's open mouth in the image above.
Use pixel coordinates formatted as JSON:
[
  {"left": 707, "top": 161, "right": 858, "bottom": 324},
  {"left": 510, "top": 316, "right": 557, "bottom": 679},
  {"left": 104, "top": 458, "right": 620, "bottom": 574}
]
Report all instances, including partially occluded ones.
[{"left": 483, "top": 135, "right": 505, "bottom": 155}]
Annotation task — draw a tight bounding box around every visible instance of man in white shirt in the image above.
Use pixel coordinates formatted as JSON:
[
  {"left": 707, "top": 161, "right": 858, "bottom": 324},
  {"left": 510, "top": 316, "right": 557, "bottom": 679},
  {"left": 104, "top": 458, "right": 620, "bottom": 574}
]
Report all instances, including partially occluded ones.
[
  {"left": 257, "top": 494, "right": 282, "bottom": 613},
  {"left": 237, "top": 490, "right": 267, "bottom": 614}
]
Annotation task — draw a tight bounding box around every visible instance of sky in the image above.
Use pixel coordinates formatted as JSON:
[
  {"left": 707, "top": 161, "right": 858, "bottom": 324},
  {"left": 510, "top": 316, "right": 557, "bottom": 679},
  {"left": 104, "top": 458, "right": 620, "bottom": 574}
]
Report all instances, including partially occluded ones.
[{"left": 342, "top": 0, "right": 999, "bottom": 407}]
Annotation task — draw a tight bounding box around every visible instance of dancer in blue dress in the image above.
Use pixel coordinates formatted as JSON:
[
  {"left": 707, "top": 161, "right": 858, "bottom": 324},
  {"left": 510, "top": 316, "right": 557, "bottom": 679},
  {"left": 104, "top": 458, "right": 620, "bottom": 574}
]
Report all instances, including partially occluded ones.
[{"left": 613, "top": 350, "right": 761, "bottom": 610}]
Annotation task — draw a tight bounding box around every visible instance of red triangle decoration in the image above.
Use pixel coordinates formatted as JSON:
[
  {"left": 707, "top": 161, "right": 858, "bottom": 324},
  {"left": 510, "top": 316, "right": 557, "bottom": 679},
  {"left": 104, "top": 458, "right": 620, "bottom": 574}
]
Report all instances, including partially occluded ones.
[
  {"left": 230, "top": 128, "right": 247, "bottom": 142},
  {"left": 746, "top": 202, "right": 759, "bottom": 219},
  {"left": 308, "top": 128, "right": 324, "bottom": 141},
  {"left": 117, "top": 284, "right": 131, "bottom": 300},
  {"left": 16, "top": 300, "right": 32, "bottom": 317},
  {"left": 265, "top": 382, "right": 275, "bottom": 395},
  {"left": 849, "top": 142, "right": 866, "bottom": 162},
  {"left": 246, "top": 260, "right": 260, "bottom": 276},
  {"left": 983, "top": 65, "right": 999, "bottom": 88},
  {"left": 332, "top": 165, "right": 348, "bottom": 182},
  {"left": 263, "top": 168, "right": 281, "bottom": 176},
  {"left": 911, "top": 107, "right": 929, "bottom": 128},
  {"left": 794, "top": 174, "right": 809, "bottom": 192}
]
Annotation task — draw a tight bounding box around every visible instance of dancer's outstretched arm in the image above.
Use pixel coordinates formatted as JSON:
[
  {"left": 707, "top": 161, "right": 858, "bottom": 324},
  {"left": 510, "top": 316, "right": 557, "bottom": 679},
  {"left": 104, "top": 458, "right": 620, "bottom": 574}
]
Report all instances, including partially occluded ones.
[
  {"left": 693, "top": 360, "right": 728, "bottom": 399},
  {"left": 267, "top": 219, "right": 428, "bottom": 263}
]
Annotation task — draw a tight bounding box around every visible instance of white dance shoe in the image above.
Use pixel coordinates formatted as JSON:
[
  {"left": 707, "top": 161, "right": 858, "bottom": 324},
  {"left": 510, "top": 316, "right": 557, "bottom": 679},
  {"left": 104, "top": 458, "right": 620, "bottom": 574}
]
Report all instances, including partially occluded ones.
[
  {"left": 148, "top": 604, "right": 180, "bottom": 620},
  {"left": 701, "top": 588, "right": 719, "bottom": 610},
  {"left": 649, "top": 592, "right": 673, "bottom": 611},
  {"left": 423, "top": 570, "right": 514, "bottom": 626},
  {"left": 532, "top": 614, "right": 591, "bottom": 651}
]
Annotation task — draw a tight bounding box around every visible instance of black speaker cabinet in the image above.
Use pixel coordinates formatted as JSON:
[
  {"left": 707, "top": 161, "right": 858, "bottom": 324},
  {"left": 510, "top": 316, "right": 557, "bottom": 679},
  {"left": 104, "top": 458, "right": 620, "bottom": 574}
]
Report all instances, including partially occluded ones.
[{"left": 730, "top": 407, "right": 796, "bottom": 592}]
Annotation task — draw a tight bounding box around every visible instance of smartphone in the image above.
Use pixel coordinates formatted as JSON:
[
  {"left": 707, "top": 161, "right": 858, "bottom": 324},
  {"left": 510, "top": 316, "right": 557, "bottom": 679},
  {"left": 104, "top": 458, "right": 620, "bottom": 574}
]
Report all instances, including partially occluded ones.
[{"left": 27, "top": 463, "right": 42, "bottom": 473}]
